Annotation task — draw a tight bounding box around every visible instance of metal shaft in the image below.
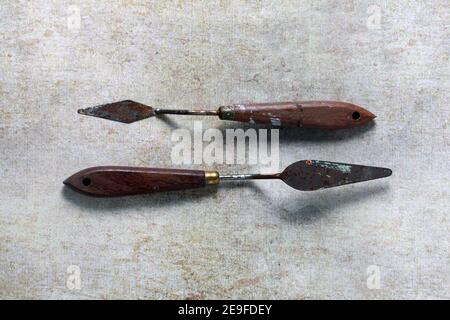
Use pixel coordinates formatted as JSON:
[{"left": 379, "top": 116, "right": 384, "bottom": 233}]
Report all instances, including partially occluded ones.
[
  {"left": 219, "top": 173, "right": 280, "bottom": 181},
  {"left": 155, "top": 108, "right": 218, "bottom": 116}
]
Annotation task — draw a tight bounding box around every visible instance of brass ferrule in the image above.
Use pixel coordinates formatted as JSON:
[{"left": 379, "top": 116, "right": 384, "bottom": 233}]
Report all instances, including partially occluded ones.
[{"left": 205, "top": 171, "right": 220, "bottom": 185}]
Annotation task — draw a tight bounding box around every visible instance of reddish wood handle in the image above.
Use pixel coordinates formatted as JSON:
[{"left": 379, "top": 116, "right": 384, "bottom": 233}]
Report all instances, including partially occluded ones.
[
  {"left": 218, "top": 101, "right": 375, "bottom": 129},
  {"left": 64, "top": 166, "right": 206, "bottom": 197}
]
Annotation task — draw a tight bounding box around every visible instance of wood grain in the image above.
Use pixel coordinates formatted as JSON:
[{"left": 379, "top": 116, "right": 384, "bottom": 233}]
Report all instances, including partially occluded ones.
[
  {"left": 63, "top": 166, "right": 206, "bottom": 197},
  {"left": 219, "top": 101, "right": 375, "bottom": 129}
]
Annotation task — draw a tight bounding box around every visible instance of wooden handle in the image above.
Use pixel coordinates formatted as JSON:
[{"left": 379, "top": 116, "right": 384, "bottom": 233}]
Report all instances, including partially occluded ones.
[
  {"left": 63, "top": 166, "right": 209, "bottom": 197},
  {"left": 218, "top": 101, "right": 375, "bottom": 129}
]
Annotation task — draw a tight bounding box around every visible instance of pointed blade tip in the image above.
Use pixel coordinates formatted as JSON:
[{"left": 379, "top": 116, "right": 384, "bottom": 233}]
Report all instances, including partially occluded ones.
[{"left": 77, "top": 100, "right": 154, "bottom": 123}]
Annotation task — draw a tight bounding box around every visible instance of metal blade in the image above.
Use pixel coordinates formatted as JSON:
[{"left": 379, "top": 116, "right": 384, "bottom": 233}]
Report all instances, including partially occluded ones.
[
  {"left": 280, "top": 160, "right": 392, "bottom": 191},
  {"left": 77, "top": 100, "right": 155, "bottom": 123}
]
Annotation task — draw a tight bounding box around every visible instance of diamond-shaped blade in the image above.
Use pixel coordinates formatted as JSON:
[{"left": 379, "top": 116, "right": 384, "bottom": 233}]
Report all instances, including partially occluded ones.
[
  {"left": 280, "top": 160, "right": 392, "bottom": 191},
  {"left": 78, "top": 100, "right": 155, "bottom": 123}
]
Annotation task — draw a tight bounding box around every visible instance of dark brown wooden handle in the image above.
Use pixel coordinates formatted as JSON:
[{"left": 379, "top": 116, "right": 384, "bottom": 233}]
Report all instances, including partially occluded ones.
[
  {"left": 63, "top": 166, "right": 207, "bottom": 197},
  {"left": 218, "top": 101, "right": 375, "bottom": 129}
]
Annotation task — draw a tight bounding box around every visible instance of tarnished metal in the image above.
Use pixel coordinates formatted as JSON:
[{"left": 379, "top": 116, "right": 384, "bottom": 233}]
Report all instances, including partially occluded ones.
[
  {"left": 78, "top": 100, "right": 155, "bottom": 123},
  {"left": 78, "top": 100, "right": 218, "bottom": 123},
  {"left": 279, "top": 160, "right": 392, "bottom": 191},
  {"left": 220, "top": 160, "right": 391, "bottom": 191},
  {"left": 217, "top": 106, "right": 235, "bottom": 120},
  {"left": 155, "top": 109, "right": 218, "bottom": 116}
]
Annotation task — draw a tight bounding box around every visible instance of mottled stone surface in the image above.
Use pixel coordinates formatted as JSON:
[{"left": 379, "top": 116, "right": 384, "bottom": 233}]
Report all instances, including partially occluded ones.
[{"left": 0, "top": 1, "right": 448, "bottom": 299}]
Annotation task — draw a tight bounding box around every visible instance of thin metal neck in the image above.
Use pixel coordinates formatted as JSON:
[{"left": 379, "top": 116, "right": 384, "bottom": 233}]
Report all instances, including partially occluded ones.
[
  {"left": 155, "top": 108, "right": 218, "bottom": 116},
  {"left": 219, "top": 173, "right": 280, "bottom": 181}
]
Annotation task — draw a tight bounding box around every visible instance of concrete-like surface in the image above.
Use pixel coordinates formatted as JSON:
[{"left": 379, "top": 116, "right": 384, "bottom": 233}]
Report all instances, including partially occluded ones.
[{"left": 0, "top": 1, "right": 448, "bottom": 299}]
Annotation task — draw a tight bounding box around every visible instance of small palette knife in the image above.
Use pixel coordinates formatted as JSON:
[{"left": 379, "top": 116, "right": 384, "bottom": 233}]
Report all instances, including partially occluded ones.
[
  {"left": 64, "top": 160, "right": 392, "bottom": 197},
  {"left": 78, "top": 100, "right": 376, "bottom": 129}
]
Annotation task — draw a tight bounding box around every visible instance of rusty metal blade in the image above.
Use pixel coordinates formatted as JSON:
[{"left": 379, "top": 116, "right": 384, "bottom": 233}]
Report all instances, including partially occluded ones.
[
  {"left": 280, "top": 160, "right": 392, "bottom": 191},
  {"left": 77, "top": 100, "right": 155, "bottom": 123}
]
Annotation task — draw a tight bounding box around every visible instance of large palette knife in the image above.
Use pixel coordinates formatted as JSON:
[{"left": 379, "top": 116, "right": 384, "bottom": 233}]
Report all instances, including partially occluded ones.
[
  {"left": 64, "top": 160, "right": 392, "bottom": 197},
  {"left": 78, "top": 100, "right": 376, "bottom": 129}
]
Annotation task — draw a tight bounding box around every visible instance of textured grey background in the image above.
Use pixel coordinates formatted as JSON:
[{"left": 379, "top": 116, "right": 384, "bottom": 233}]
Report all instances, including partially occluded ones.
[{"left": 0, "top": 1, "right": 449, "bottom": 299}]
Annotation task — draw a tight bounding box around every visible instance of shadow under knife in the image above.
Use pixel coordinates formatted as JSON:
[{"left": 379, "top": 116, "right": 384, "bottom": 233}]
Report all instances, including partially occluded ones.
[
  {"left": 278, "top": 184, "right": 391, "bottom": 224},
  {"left": 61, "top": 180, "right": 262, "bottom": 213},
  {"left": 213, "top": 120, "right": 376, "bottom": 143}
]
